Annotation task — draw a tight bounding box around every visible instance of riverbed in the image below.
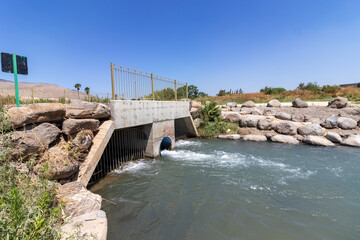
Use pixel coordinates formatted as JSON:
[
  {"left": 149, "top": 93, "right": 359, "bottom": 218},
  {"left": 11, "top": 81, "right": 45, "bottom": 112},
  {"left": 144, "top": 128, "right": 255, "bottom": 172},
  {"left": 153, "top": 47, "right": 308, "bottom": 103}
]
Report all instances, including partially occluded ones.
[{"left": 92, "top": 139, "right": 360, "bottom": 240}]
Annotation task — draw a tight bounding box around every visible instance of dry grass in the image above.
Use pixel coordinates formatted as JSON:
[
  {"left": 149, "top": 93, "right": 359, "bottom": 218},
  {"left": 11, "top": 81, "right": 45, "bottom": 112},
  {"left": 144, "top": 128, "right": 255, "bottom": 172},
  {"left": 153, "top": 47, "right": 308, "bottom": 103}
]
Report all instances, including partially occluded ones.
[{"left": 198, "top": 87, "right": 360, "bottom": 104}]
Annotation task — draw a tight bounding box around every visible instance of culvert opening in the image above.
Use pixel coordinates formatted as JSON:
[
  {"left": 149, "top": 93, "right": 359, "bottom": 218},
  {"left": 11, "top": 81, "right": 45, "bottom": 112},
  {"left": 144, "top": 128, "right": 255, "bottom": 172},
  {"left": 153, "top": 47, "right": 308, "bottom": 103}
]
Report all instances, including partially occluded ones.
[{"left": 160, "top": 137, "right": 172, "bottom": 152}]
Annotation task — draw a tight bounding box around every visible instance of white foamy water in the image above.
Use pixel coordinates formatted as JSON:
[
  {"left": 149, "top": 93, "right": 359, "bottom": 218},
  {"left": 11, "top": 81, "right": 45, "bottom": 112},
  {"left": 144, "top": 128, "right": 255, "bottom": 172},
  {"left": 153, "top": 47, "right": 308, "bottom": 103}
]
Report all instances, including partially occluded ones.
[
  {"left": 175, "top": 139, "right": 202, "bottom": 147},
  {"left": 114, "top": 160, "right": 153, "bottom": 174}
]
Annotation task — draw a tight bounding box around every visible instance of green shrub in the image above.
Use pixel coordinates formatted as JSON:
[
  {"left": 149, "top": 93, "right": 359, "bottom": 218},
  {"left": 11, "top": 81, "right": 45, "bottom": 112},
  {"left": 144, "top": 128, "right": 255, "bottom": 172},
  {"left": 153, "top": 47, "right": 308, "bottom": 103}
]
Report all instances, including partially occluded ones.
[
  {"left": 200, "top": 102, "right": 221, "bottom": 122},
  {"left": 321, "top": 85, "right": 340, "bottom": 95},
  {"left": 198, "top": 120, "right": 238, "bottom": 137},
  {"left": 260, "top": 87, "right": 286, "bottom": 95}
]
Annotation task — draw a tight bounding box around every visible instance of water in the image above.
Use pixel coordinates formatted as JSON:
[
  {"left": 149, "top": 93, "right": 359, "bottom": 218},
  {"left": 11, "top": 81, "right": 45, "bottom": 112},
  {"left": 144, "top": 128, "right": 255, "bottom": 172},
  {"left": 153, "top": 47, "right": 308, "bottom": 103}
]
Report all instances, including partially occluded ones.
[{"left": 92, "top": 139, "right": 360, "bottom": 240}]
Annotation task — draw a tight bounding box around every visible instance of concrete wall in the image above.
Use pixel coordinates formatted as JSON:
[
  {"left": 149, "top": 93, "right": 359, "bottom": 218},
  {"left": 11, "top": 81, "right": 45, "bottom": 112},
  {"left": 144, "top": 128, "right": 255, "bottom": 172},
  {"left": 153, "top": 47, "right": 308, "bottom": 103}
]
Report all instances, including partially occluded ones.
[
  {"left": 110, "top": 100, "right": 190, "bottom": 129},
  {"left": 144, "top": 120, "right": 175, "bottom": 158}
]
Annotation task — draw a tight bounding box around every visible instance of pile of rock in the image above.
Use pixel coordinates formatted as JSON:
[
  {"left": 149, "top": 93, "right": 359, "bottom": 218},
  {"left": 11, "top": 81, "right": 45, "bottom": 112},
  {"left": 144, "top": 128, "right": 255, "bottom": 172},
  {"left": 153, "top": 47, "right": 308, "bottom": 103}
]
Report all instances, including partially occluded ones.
[{"left": 216, "top": 97, "right": 360, "bottom": 147}]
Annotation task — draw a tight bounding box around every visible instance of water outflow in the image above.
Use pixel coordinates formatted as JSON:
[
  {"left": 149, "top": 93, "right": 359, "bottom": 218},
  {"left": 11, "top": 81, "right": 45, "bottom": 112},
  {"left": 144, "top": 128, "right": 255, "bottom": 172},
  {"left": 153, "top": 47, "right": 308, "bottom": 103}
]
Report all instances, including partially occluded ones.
[{"left": 93, "top": 139, "right": 360, "bottom": 240}]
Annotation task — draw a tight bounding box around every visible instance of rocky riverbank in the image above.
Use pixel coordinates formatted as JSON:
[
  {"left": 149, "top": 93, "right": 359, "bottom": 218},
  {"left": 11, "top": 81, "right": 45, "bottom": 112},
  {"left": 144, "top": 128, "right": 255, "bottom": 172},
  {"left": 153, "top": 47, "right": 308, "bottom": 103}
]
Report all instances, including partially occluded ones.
[
  {"left": 191, "top": 97, "right": 360, "bottom": 147},
  {"left": 5, "top": 100, "right": 111, "bottom": 239}
]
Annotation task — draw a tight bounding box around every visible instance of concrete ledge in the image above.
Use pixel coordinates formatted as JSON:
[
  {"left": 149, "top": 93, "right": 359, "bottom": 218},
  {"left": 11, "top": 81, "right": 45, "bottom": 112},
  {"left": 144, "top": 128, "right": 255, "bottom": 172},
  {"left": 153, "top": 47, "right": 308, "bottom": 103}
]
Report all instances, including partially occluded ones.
[{"left": 77, "top": 120, "right": 115, "bottom": 187}]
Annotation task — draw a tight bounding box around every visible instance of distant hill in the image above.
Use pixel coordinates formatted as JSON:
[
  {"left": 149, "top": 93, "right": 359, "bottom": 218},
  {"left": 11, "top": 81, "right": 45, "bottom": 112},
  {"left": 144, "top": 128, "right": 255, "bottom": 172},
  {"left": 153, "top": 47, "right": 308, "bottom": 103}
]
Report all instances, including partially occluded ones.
[{"left": 0, "top": 79, "right": 88, "bottom": 99}]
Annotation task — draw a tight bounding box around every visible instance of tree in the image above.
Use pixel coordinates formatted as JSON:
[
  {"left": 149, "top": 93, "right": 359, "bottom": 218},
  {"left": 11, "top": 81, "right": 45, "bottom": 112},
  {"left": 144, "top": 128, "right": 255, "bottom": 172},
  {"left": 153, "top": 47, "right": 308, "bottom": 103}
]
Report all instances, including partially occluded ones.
[
  {"left": 217, "top": 90, "right": 226, "bottom": 96},
  {"left": 357, "top": 82, "right": 360, "bottom": 88},
  {"left": 84, "top": 87, "right": 90, "bottom": 101},
  {"left": 74, "top": 83, "right": 81, "bottom": 99}
]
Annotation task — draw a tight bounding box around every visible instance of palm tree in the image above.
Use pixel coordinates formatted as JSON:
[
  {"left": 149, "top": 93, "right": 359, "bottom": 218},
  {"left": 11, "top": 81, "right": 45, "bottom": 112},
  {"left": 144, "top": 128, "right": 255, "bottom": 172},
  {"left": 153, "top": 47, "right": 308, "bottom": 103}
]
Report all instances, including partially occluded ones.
[
  {"left": 74, "top": 83, "right": 81, "bottom": 99},
  {"left": 84, "top": 87, "right": 90, "bottom": 101}
]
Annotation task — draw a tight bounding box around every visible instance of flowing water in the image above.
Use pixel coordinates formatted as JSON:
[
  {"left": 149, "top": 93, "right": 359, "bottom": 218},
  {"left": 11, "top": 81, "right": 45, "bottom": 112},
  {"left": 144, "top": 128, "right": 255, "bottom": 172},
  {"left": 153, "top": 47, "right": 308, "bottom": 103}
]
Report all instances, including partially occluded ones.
[{"left": 92, "top": 139, "right": 360, "bottom": 240}]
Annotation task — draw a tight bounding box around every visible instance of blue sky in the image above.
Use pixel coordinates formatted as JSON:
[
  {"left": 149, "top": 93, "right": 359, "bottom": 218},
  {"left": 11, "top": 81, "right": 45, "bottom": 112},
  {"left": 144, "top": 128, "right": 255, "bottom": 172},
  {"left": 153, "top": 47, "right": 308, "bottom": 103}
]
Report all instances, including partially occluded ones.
[{"left": 1, "top": 0, "right": 360, "bottom": 95}]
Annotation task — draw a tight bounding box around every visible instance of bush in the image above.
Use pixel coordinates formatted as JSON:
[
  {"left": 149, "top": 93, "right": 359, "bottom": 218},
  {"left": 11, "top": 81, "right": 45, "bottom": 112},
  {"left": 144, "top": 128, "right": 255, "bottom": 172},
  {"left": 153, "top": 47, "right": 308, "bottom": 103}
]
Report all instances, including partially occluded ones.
[
  {"left": 321, "top": 85, "right": 341, "bottom": 95},
  {"left": 297, "top": 82, "right": 321, "bottom": 91},
  {"left": 260, "top": 86, "right": 286, "bottom": 95},
  {"left": 198, "top": 120, "right": 238, "bottom": 137},
  {"left": 200, "top": 102, "right": 221, "bottom": 122}
]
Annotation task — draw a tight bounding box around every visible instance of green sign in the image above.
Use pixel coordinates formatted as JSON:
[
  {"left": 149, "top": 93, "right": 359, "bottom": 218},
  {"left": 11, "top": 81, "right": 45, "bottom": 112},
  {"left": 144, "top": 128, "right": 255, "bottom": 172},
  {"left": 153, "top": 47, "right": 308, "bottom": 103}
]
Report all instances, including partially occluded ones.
[{"left": 1, "top": 52, "right": 28, "bottom": 107}]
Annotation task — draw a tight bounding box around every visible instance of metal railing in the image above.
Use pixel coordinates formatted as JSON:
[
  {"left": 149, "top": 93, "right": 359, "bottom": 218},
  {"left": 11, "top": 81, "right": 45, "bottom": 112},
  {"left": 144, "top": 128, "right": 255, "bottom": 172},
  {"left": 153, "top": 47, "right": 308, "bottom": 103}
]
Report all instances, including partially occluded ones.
[{"left": 111, "top": 63, "right": 188, "bottom": 101}]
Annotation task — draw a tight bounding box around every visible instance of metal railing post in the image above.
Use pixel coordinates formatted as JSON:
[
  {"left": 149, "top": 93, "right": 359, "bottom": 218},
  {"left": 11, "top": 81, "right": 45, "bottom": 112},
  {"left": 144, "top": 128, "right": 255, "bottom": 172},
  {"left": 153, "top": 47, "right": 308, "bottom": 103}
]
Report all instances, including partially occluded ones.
[
  {"left": 174, "top": 80, "right": 177, "bottom": 101},
  {"left": 111, "top": 62, "right": 115, "bottom": 100},
  {"left": 186, "top": 83, "right": 188, "bottom": 100},
  {"left": 134, "top": 67, "right": 137, "bottom": 99},
  {"left": 151, "top": 73, "right": 154, "bottom": 100}
]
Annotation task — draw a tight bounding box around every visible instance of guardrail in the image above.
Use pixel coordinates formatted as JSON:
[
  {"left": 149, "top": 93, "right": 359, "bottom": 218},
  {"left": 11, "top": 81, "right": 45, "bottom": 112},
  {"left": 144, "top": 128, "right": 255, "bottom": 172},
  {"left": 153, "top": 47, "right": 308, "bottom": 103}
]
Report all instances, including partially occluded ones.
[{"left": 111, "top": 63, "right": 188, "bottom": 101}]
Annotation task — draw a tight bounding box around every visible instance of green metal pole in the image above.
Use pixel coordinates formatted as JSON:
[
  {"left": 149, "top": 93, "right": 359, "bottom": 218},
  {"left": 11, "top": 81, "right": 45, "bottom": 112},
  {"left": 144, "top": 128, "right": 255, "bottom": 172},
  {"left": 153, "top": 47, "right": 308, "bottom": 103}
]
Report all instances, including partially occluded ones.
[{"left": 12, "top": 54, "right": 20, "bottom": 107}]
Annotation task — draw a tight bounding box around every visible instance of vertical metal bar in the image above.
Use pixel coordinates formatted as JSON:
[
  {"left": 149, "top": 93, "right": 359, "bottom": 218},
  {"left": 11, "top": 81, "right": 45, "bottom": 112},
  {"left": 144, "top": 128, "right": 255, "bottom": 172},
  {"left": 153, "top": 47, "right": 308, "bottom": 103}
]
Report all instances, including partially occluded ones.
[
  {"left": 64, "top": 90, "right": 66, "bottom": 104},
  {"left": 12, "top": 54, "right": 20, "bottom": 107},
  {"left": 174, "top": 80, "right": 177, "bottom": 101},
  {"left": 186, "top": 83, "right": 188, "bottom": 100},
  {"left": 107, "top": 92, "right": 109, "bottom": 104},
  {"left": 151, "top": 73, "right": 154, "bottom": 100},
  {"left": 134, "top": 65, "right": 137, "bottom": 99},
  {"left": 111, "top": 63, "right": 115, "bottom": 100}
]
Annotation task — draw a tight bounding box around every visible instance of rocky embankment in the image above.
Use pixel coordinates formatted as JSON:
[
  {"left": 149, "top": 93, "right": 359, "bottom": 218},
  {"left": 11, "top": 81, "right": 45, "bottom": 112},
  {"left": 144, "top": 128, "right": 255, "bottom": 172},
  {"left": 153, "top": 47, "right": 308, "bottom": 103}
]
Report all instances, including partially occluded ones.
[
  {"left": 191, "top": 97, "right": 360, "bottom": 147},
  {"left": 6, "top": 100, "right": 110, "bottom": 239}
]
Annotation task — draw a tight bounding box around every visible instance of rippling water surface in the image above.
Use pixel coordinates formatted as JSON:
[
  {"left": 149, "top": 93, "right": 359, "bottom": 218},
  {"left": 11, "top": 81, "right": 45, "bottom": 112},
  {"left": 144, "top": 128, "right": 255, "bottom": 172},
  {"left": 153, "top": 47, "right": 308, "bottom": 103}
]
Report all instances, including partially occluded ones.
[{"left": 92, "top": 139, "right": 360, "bottom": 240}]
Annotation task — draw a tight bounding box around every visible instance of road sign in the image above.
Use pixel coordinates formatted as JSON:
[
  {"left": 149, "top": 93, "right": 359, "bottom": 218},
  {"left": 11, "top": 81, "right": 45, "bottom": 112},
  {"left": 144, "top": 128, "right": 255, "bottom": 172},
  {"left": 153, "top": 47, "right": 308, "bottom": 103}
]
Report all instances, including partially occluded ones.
[
  {"left": 1, "top": 52, "right": 28, "bottom": 75},
  {"left": 1, "top": 52, "right": 28, "bottom": 107}
]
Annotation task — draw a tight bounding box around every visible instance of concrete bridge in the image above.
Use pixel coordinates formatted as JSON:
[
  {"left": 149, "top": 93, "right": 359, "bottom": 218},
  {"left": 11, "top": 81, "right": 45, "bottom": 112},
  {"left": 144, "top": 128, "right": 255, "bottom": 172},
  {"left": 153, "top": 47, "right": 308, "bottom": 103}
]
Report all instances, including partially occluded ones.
[{"left": 78, "top": 100, "right": 197, "bottom": 186}]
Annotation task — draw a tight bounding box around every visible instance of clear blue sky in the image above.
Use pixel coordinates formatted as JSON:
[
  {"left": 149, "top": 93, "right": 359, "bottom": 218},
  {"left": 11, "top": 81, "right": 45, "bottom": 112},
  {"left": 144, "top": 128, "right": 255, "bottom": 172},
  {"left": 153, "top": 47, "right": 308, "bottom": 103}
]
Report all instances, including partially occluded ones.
[{"left": 1, "top": 0, "right": 360, "bottom": 95}]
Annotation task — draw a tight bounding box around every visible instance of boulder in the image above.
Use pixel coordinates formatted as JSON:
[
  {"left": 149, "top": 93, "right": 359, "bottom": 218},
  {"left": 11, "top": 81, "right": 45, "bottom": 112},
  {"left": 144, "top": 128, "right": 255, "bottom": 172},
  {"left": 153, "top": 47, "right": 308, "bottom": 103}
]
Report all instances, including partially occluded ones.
[
  {"left": 226, "top": 102, "right": 237, "bottom": 108},
  {"left": 242, "top": 101, "right": 255, "bottom": 108},
  {"left": 257, "top": 119, "right": 273, "bottom": 130},
  {"left": 61, "top": 210, "right": 107, "bottom": 240},
  {"left": 307, "top": 118, "right": 322, "bottom": 124},
  {"left": 267, "top": 99, "right": 281, "bottom": 107},
  {"left": 218, "top": 134, "right": 241, "bottom": 140},
  {"left": 274, "top": 121, "right": 297, "bottom": 135},
  {"left": 358, "top": 120, "right": 360, "bottom": 127},
  {"left": 263, "top": 109, "right": 276, "bottom": 116},
  {"left": 292, "top": 98, "right": 308, "bottom": 108},
  {"left": 242, "top": 135, "right": 267, "bottom": 142},
  {"left": 12, "top": 123, "right": 60, "bottom": 159},
  {"left": 223, "top": 112, "right": 241, "bottom": 123},
  {"left": 338, "top": 117, "right": 357, "bottom": 130},
  {"left": 8, "top": 103, "right": 66, "bottom": 129},
  {"left": 239, "top": 115, "right": 265, "bottom": 127},
  {"left": 303, "top": 136, "right": 335, "bottom": 147},
  {"left": 72, "top": 130, "right": 94, "bottom": 151},
  {"left": 238, "top": 128, "right": 265, "bottom": 136},
  {"left": 239, "top": 107, "right": 255, "bottom": 114},
  {"left": 191, "top": 100, "right": 202, "bottom": 109},
  {"left": 35, "top": 146, "right": 79, "bottom": 180},
  {"left": 275, "top": 112, "right": 292, "bottom": 120},
  {"left": 292, "top": 114, "right": 304, "bottom": 122},
  {"left": 325, "top": 132, "right": 342, "bottom": 143},
  {"left": 342, "top": 134, "right": 360, "bottom": 147},
  {"left": 271, "top": 135, "right": 299, "bottom": 144},
  {"left": 62, "top": 119, "right": 100, "bottom": 135},
  {"left": 320, "top": 115, "right": 338, "bottom": 129},
  {"left": 298, "top": 124, "right": 324, "bottom": 136},
  {"left": 295, "top": 135, "right": 304, "bottom": 141},
  {"left": 190, "top": 107, "right": 200, "bottom": 119},
  {"left": 57, "top": 181, "right": 102, "bottom": 217},
  {"left": 231, "top": 107, "right": 241, "bottom": 112},
  {"left": 66, "top": 100, "right": 110, "bottom": 119},
  {"left": 328, "top": 97, "right": 348, "bottom": 109},
  {"left": 251, "top": 108, "right": 263, "bottom": 115}
]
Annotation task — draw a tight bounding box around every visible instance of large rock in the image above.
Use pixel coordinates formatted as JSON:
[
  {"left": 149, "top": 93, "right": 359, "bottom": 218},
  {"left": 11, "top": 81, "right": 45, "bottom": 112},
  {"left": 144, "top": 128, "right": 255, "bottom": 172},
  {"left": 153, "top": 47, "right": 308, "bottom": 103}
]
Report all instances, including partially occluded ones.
[
  {"left": 342, "top": 134, "right": 360, "bottom": 147},
  {"left": 298, "top": 124, "right": 324, "bottom": 136},
  {"left": 267, "top": 99, "right": 281, "bottom": 107},
  {"left": 239, "top": 115, "right": 265, "bottom": 128},
  {"left": 242, "top": 135, "right": 267, "bottom": 142},
  {"left": 338, "top": 117, "right": 357, "bottom": 130},
  {"left": 325, "top": 132, "right": 342, "bottom": 143},
  {"left": 223, "top": 112, "right": 241, "bottom": 123},
  {"left": 271, "top": 135, "right": 299, "bottom": 144},
  {"left": 328, "top": 97, "right": 348, "bottom": 109},
  {"left": 62, "top": 119, "right": 100, "bottom": 135},
  {"left": 321, "top": 115, "right": 338, "bottom": 129},
  {"left": 190, "top": 107, "right": 200, "bottom": 119},
  {"left": 263, "top": 109, "right": 276, "bottom": 116},
  {"left": 8, "top": 103, "right": 66, "bottom": 129},
  {"left": 303, "top": 136, "right": 335, "bottom": 147},
  {"left": 218, "top": 134, "right": 241, "bottom": 140},
  {"left": 292, "top": 114, "right": 304, "bottom": 122},
  {"left": 275, "top": 112, "right": 292, "bottom": 120},
  {"left": 61, "top": 210, "right": 107, "bottom": 240},
  {"left": 71, "top": 130, "right": 94, "bottom": 151},
  {"left": 242, "top": 101, "right": 255, "bottom": 108},
  {"left": 12, "top": 123, "right": 60, "bottom": 159},
  {"left": 190, "top": 100, "right": 202, "bottom": 109},
  {"left": 35, "top": 145, "right": 79, "bottom": 180},
  {"left": 226, "top": 102, "right": 237, "bottom": 108},
  {"left": 57, "top": 181, "right": 102, "bottom": 217},
  {"left": 274, "top": 121, "right": 297, "bottom": 135},
  {"left": 251, "top": 108, "right": 263, "bottom": 115},
  {"left": 66, "top": 100, "right": 110, "bottom": 119},
  {"left": 292, "top": 98, "right": 308, "bottom": 108},
  {"left": 257, "top": 119, "right": 273, "bottom": 130}
]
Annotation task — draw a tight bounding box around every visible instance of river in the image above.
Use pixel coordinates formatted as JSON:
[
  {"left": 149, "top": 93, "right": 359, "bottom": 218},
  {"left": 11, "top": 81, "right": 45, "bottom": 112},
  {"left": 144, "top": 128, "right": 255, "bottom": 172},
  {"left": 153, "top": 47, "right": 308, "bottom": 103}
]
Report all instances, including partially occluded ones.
[{"left": 92, "top": 139, "right": 360, "bottom": 240}]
